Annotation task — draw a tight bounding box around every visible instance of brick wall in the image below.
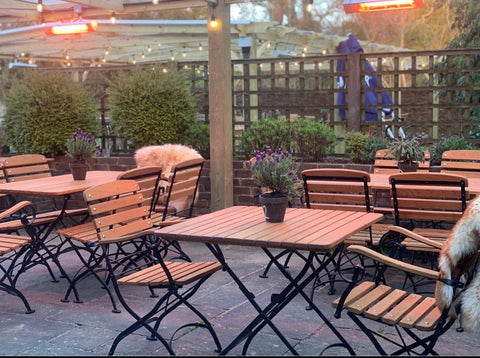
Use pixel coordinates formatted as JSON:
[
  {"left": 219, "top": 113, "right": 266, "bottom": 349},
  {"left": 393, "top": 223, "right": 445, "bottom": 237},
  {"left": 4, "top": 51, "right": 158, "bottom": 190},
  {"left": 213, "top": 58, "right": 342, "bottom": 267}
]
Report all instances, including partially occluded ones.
[{"left": 52, "top": 156, "right": 375, "bottom": 214}]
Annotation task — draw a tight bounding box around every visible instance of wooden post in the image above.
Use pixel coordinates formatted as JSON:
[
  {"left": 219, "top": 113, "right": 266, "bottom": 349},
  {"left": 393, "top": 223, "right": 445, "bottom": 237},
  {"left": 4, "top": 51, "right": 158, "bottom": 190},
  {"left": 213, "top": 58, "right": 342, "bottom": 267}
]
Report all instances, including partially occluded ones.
[
  {"left": 208, "top": 0, "right": 233, "bottom": 211},
  {"left": 347, "top": 52, "right": 361, "bottom": 132}
]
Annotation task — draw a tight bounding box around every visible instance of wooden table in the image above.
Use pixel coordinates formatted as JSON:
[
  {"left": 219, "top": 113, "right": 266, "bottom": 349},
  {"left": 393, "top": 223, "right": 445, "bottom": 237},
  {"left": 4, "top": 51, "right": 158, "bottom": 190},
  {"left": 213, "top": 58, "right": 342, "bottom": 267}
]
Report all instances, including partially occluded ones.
[
  {"left": 369, "top": 172, "right": 480, "bottom": 196},
  {"left": 155, "top": 205, "right": 383, "bottom": 355}
]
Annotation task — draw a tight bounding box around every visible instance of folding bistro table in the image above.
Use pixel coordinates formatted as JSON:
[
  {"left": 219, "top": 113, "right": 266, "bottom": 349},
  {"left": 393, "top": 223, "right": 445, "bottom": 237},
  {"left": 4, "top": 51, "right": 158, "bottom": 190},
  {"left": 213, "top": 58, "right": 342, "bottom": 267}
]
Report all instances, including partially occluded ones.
[
  {"left": 0, "top": 170, "right": 124, "bottom": 279},
  {"left": 155, "top": 205, "right": 383, "bottom": 355}
]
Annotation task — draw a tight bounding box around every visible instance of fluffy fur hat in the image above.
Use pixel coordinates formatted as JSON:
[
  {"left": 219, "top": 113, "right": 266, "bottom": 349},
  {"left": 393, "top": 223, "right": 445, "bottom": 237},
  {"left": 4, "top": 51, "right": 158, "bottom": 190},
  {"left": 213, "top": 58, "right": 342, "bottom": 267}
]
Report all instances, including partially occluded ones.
[
  {"left": 134, "top": 144, "right": 203, "bottom": 212},
  {"left": 435, "top": 195, "right": 480, "bottom": 333}
]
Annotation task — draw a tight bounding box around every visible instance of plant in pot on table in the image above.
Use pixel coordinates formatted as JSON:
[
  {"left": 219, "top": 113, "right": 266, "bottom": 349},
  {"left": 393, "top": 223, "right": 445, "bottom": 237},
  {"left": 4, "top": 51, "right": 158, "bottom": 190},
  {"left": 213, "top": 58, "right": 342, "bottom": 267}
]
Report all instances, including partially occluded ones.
[
  {"left": 65, "top": 128, "right": 101, "bottom": 180},
  {"left": 250, "top": 146, "right": 303, "bottom": 222},
  {"left": 386, "top": 135, "right": 425, "bottom": 172}
]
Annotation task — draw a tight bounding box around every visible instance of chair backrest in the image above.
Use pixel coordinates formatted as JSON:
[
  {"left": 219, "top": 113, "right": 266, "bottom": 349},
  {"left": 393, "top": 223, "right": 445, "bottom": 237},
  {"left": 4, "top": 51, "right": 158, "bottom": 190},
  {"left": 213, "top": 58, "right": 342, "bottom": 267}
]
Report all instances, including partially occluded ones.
[
  {"left": 389, "top": 172, "right": 469, "bottom": 225},
  {"left": 374, "top": 149, "right": 430, "bottom": 173},
  {"left": 156, "top": 157, "right": 204, "bottom": 220},
  {"left": 2, "top": 154, "right": 52, "bottom": 182},
  {"left": 301, "top": 168, "right": 372, "bottom": 212},
  {"left": 441, "top": 149, "right": 480, "bottom": 178},
  {"left": 116, "top": 166, "right": 162, "bottom": 216},
  {"left": 83, "top": 179, "right": 153, "bottom": 243}
]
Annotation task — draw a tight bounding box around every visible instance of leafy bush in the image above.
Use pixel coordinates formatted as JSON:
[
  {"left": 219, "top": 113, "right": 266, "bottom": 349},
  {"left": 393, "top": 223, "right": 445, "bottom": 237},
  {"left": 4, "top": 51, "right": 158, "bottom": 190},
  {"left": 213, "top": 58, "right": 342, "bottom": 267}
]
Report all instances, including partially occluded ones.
[
  {"left": 345, "top": 132, "right": 367, "bottom": 163},
  {"left": 362, "top": 136, "right": 389, "bottom": 164},
  {"left": 431, "top": 135, "right": 475, "bottom": 165},
  {"left": 292, "top": 118, "right": 336, "bottom": 162},
  {"left": 3, "top": 70, "right": 99, "bottom": 156},
  {"left": 239, "top": 118, "right": 292, "bottom": 159},
  {"left": 108, "top": 67, "right": 197, "bottom": 148},
  {"left": 183, "top": 120, "right": 210, "bottom": 159}
]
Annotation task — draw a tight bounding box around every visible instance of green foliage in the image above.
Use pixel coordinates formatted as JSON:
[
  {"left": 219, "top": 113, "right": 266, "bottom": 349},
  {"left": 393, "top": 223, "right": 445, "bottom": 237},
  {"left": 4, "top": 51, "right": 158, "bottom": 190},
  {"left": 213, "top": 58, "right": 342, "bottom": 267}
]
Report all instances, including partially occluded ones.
[
  {"left": 250, "top": 146, "right": 303, "bottom": 200},
  {"left": 431, "top": 135, "right": 475, "bottom": 164},
  {"left": 345, "top": 132, "right": 367, "bottom": 163},
  {"left": 386, "top": 136, "right": 425, "bottom": 164},
  {"left": 65, "top": 128, "right": 101, "bottom": 161},
  {"left": 183, "top": 120, "right": 210, "bottom": 159},
  {"left": 108, "top": 67, "right": 197, "bottom": 148},
  {"left": 362, "top": 136, "right": 390, "bottom": 164},
  {"left": 3, "top": 70, "right": 99, "bottom": 156},
  {"left": 239, "top": 118, "right": 292, "bottom": 159},
  {"left": 345, "top": 132, "right": 390, "bottom": 164},
  {"left": 292, "top": 119, "right": 336, "bottom": 162}
]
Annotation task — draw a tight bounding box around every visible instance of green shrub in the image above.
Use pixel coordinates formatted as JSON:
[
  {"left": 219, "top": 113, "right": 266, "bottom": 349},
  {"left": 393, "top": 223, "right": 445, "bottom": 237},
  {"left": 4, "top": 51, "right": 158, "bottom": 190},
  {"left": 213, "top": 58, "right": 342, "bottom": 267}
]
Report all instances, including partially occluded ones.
[
  {"left": 431, "top": 135, "right": 475, "bottom": 164},
  {"left": 361, "top": 136, "right": 389, "bottom": 164},
  {"left": 183, "top": 120, "right": 210, "bottom": 159},
  {"left": 3, "top": 70, "right": 99, "bottom": 156},
  {"left": 345, "top": 132, "right": 367, "bottom": 163},
  {"left": 292, "top": 119, "right": 336, "bottom": 162},
  {"left": 239, "top": 118, "right": 292, "bottom": 159},
  {"left": 108, "top": 67, "right": 197, "bottom": 148}
]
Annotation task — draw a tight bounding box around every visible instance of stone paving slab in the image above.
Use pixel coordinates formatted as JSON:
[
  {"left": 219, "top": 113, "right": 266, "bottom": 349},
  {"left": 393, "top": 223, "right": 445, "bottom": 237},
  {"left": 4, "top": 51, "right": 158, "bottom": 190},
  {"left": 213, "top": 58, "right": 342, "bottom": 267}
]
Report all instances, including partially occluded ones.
[{"left": 1, "top": 237, "right": 479, "bottom": 356}]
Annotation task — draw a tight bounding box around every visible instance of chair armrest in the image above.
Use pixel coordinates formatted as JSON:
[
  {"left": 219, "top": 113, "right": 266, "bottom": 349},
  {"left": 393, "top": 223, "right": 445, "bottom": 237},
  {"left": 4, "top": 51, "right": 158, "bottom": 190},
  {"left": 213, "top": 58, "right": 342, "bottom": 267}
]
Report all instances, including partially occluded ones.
[
  {"left": 0, "top": 200, "right": 33, "bottom": 220},
  {"left": 388, "top": 225, "right": 444, "bottom": 250},
  {"left": 347, "top": 244, "right": 440, "bottom": 280}
]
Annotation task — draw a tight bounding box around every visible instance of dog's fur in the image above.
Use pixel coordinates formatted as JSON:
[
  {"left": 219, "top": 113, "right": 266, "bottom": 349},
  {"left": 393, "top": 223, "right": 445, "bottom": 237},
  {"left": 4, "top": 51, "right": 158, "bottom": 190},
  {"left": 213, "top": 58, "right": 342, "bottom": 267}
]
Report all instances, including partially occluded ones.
[
  {"left": 134, "top": 144, "right": 203, "bottom": 212},
  {"left": 435, "top": 195, "right": 480, "bottom": 333}
]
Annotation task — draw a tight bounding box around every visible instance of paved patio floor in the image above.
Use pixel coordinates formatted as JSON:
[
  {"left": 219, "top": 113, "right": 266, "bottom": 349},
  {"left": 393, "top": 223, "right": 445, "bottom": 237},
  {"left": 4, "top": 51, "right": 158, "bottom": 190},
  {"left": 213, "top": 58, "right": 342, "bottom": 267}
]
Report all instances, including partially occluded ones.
[{"left": 1, "top": 235, "right": 479, "bottom": 356}]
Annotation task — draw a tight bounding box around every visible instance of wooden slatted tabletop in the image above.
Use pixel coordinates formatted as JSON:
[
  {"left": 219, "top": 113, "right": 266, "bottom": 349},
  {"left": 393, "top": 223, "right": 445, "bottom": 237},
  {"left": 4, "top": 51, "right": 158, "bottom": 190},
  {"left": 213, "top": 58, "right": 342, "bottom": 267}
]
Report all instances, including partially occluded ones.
[
  {"left": 0, "top": 170, "right": 124, "bottom": 197},
  {"left": 155, "top": 205, "right": 383, "bottom": 251}
]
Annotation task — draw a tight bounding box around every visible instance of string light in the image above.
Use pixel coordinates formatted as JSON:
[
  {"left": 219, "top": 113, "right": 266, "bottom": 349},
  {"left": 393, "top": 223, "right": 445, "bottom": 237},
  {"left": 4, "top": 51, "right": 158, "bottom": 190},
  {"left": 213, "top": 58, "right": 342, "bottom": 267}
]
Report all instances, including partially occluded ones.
[
  {"left": 198, "top": 44, "right": 203, "bottom": 51},
  {"left": 132, "top": 55, "right": 136, "bottom": 64},
  {"left": 105, "top": 48, "right": 109, "bottom": 55},
  {"left": 170, "top": 51, "right": 175, "bottom": 61},
  {"left": 306, "top": 0, "right": 313, "bottom": 12},
  {"left": 152, "top": 0, "right": 159, "bottom": 4},
  {"left": 209, "top": 3, "right": 218, "bottom": 29},
  {"left": 182, "top": 47, "right": 186, "bottom": 57},
  {"left": 141, "top": 52, "right": 145, "bottom": 59},
  {"left": 147, "top": 45, "right": 152, "bottom": 52},
  {"left": 110, "top": 12, "right": 116, "bottom": 24},
  {"left": 37, "top": 0, "right": 43, "bottom": 13},
  {"left": 209, "top": 13, "right": 218, "bottom": 29}
]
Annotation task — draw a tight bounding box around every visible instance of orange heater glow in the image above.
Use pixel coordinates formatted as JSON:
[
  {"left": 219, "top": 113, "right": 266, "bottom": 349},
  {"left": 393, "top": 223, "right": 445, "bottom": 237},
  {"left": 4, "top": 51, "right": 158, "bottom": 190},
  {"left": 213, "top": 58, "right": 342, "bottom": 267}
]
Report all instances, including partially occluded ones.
[
  {"left": 343, "top": 0, "right": 424, "bottom": 13},
  {"left": 45, "top": 21, "right": 97, "bottom": 35}
]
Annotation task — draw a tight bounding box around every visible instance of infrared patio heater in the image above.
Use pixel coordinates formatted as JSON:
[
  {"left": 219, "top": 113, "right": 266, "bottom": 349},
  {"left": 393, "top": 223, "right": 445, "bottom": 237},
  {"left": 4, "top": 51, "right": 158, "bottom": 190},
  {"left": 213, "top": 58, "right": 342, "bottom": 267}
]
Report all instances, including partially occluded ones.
[
  {"left": 343, "top": 0, "right": 424, "bottom": 13},
  {"left": 44, "top": 20, "right": 97, "bottom": 35}
]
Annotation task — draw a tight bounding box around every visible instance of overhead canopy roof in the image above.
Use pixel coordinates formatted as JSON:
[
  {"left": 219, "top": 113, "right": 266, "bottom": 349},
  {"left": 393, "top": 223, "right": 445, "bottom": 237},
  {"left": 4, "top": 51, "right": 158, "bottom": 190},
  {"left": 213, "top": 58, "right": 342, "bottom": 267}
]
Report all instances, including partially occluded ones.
[{"left": 1, "top": 0, "right": 405, "bottom": 68}]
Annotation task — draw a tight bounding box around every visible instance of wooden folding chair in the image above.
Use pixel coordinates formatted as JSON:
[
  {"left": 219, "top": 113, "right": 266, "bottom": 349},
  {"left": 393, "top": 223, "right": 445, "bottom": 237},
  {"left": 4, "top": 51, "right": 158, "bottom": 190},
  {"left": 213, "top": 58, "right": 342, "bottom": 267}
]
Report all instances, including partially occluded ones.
[
  {"left": 83, "top": 179, "right": 222, "bottom": 355},
  {"left": 117, "top": 166, "right": 191, "bottom": 261},
  {"left": 151, "top": 157, "right": 204, "bottom": 259},
  {"left": 331, "top": 229, "right": 476, "bottom": 355},
  {"left": 441, "top": 149, "right": 480, "bottom": 178},
  {"left": 381, "top": 172, "right": 471, "bottom": 290}
]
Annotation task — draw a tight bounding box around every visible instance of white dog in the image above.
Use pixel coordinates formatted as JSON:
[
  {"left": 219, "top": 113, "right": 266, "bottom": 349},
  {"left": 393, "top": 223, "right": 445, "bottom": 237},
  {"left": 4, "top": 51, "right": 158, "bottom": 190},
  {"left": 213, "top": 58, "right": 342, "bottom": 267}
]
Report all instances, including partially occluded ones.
[
  {"left": 134, "top": 144, "right": 203, "bottom": 213},
  {"left": 435, "top": 195, "right": 480, "bottom": 333}
]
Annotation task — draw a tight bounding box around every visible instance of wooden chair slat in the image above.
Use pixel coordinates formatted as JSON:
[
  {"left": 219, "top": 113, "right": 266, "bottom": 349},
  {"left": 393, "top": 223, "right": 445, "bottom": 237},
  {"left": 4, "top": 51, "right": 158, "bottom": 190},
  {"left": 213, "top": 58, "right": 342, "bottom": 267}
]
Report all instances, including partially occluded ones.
[
  {"left": 381, "top": 293, "right": 423, "bottom": 325},
  {"left": 399, "top": 297, "right": 436, "bottom": 329},
  {"left": 347, "top": 285, "right": 392, "bottom": 314},
  {"left": 365, "top": 289, "right": 407, "bottom": 320},
  {"left": 415, "top": 306, "right": 443, "bottom": 331},
  {"left": 332, "top": 281, "right": 376, "bottom": 308}
]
